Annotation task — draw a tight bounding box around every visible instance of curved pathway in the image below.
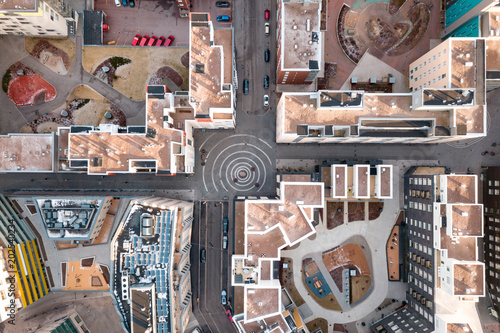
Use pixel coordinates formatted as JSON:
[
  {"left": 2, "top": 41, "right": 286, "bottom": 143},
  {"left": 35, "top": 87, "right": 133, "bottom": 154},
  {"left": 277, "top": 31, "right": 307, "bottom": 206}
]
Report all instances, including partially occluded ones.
[
  {"left": 0, "top": 14, "right": 145, "bottom": 132},
  {"left": 281, "top": 167, "right": 402, "bottom": 325}
]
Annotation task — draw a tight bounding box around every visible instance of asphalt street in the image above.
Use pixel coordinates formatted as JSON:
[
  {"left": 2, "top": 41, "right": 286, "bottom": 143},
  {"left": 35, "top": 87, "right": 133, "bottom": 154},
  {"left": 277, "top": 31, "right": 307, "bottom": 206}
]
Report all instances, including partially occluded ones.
[
  {"left": 191, "top": 201, "right": 233, "bottom": 333},
  {"left": 234, "top": 0, "right": 275, "bottom": 115}
]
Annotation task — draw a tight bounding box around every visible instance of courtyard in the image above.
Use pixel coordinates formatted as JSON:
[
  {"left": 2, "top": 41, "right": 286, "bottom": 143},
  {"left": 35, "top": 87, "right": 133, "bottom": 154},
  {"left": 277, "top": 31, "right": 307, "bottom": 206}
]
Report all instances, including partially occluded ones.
[
  {"left": 279, "top": 165, "right": 402, "bottom": 326},
  {"left": 323, "top": 0, "right": 442, "bottom": 89}
]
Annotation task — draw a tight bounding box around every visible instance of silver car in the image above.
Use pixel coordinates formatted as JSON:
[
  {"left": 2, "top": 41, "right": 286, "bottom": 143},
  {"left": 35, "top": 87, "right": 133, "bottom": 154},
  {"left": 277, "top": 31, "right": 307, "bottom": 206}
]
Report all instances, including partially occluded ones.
[
  {"left": 264, "top": 95, "right": 269, "bottom": 107},
  {"left": 221, "top": 289, "right": 227, "bottom": 305}
]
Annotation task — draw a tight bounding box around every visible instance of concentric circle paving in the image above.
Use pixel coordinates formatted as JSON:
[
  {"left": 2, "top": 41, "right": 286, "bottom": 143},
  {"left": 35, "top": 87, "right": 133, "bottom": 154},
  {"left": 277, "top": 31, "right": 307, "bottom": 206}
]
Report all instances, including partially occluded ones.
[{"left": 201, "top": 134, "right": 273, "bottom": 193}]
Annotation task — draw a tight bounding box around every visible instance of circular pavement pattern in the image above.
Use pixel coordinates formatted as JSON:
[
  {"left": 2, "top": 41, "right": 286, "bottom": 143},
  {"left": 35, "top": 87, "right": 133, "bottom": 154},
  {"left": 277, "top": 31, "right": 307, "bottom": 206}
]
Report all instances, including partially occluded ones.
[
  {"left": 201, "top": 134, "right": 273, "bottom": 193},
  {"left": 446, "top": 111, "right": 491, "bottom": 148}
]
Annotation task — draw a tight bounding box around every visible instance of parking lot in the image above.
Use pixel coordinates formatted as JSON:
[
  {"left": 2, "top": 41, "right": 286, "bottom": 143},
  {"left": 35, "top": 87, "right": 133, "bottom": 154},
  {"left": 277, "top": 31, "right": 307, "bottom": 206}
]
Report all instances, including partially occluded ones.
[
  {"left": 96, "top": 0, "right": 190, "bottom": 46},
  {"left": 191, "top": 0, "right": 233, "bottom": 28}
]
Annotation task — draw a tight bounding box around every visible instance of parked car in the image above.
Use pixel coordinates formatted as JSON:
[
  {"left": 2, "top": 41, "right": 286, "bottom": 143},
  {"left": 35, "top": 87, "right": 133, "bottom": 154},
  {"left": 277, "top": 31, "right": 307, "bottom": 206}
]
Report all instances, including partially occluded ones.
[
  {"left": 114, "top": 0, "right": 121, "bottom": 7},
  {"left": 223, "top": 218, "right": 228, "bottom": 234},
  {"left": 264, "top": 94, "right": 269, "bottom": 107},
  {"left": 131, "top": 34, "right": 141, "bottom": 46},
  {"left": 264, "top": 9, "right": 270, "bottom": 20},
  {"left": 200, "top": 249, "right": 206, "bottom": 263},
  {"left": 165, "top": 35, "right": 175, "bottom": 46},
  {"left": 226, "top": 309, "right": 234, "bottom": 323},
  {"left": 222, "top": 235, "right": 228, "bottom": 250},
  {"left": 139, "top": 35, "right": 149, "bottom": 46},
  {"left": 243, "top": 79, "right": 249, "bottom": 94},
  {"left": 221, "top": 289, "right": 227, "bottom": 305},
  {"left": 217, "top": 15, "right": 231, "bottom": 22},
  {"left": 190, "top": 328, "right": 202, "bottom": 333},
  {"left": 265, "top": 22, "right": 270, "bottom": 35},
  {"left": 216, "top": 1, "right": 230, "bottom": 7},
  {"left": 156, "top": 36, "right": 165, "bottom": 46},
  {"left": 129, "top": 0, "right": 135, "bottom": 7},
  {"left": 264, "top": 75, "right": 269, "bottom": 89},
  {"left": 264, "top": 49, "right": 270, "bottom": 62},
  {"left": 122, "top": 0, "right": 128, "bottom": 6},
  {"left": 147, "top": 35, "right": 158, "bottom": 47}
]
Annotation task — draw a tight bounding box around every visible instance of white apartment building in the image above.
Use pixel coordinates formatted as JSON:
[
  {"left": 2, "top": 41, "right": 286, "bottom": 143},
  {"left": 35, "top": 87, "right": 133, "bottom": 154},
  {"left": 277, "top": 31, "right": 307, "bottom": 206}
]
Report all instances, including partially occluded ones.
[
  {"left": 277, "top": 37, "right": 489, "bottom": 144},
  {"left": 0, "top": 0, "right": 77, "bottom": 36}
]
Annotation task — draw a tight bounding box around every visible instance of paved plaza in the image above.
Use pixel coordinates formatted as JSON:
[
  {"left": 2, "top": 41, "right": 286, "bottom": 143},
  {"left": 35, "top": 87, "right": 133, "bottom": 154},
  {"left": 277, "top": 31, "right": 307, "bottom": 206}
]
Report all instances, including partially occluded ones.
[{"left": 281, "top": 166, "right": 401, "bottom": 325}]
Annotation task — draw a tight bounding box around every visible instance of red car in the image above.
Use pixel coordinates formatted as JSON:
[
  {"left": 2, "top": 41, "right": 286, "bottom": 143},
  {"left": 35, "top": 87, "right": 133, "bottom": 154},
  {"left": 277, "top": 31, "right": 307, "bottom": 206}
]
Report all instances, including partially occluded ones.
[
  {"left": 264, "top": 9, "right": 270, "bottom": 21},
  {"left": 226, "top": 309, "right": 233, "bottom": 323},
  {"left": 139, "top": 35, "right": 149, "bottom": 46},
  {"left": 165, "top": 35, "right": 175, "bottom": 46},
  {"left": 131, "top": 34, "right": 141, "bottom": 46},
  {"left": 156, "top": 36, "right": 165, "bottom": 46},
  {"left": 147, "top": 35, "right": 157, "bottom": 47}
]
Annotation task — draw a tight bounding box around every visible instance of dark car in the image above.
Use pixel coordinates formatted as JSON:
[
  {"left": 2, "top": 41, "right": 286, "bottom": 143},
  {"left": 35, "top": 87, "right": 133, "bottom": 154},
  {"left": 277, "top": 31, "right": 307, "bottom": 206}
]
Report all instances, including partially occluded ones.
[
  {"left": 129, "top": 0, "right": 135, "bottom": 7},
  {"left": 131, "top": 34, "right": 141, "bottom": 46},
  {"left": 264, "top": 49, "right": 270, "bottom": 62},
  {"left": 265, "top": 9, "right": 270, "bottom": 20},
  {"left": 217, "top": 15, "right": 231, "bottom": 22},
  {"left": 243, "top": 79, "right": 249, "bottom": 94},
  {"left": 165, "top": 35, "right": 175, "bottom": 46},
  {"left": 223, "top": 218, "right": 228, "bottom": 234},
  {"left": 200, "top": 249, "right": 206, "bottom": 263},
  {"left": 264, "top": 75, "right": 269, "bottom": 89},
  {"left": 216, "top": 1, "right": 230, "bottom": 7},
  {"left": 122, "top": 0, "right": 128, "bottom": 6}
]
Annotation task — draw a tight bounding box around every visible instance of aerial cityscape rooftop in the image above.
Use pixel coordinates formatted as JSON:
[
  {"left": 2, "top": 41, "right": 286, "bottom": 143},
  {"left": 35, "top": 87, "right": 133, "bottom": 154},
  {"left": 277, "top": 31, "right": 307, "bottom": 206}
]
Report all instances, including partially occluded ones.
[{"left": 1, "top": 0, "right": 500, "bottom": 332}]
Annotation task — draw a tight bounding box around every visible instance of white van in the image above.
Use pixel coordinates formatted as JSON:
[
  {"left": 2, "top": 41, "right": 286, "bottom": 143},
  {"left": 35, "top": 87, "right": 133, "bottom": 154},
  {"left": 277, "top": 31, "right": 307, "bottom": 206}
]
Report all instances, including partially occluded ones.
[
  {"left": 265, "top": 22, "right": 270, "bottom": 36},
  {"left": 114, "top": 0, "right": 121, "bottom": 6}
]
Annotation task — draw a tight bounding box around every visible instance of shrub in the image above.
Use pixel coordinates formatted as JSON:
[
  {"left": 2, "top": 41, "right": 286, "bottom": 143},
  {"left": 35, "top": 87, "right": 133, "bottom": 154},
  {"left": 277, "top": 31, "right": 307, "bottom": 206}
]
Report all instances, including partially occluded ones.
[
  {"left": 76, "top": 99, "right": 90, "bottom": 109},
  {"left": 109, "top": 56, "right": 131, "bottom": 69},
  {"left": 2, "top": 68, "right": 11, "bottom": 93}
]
